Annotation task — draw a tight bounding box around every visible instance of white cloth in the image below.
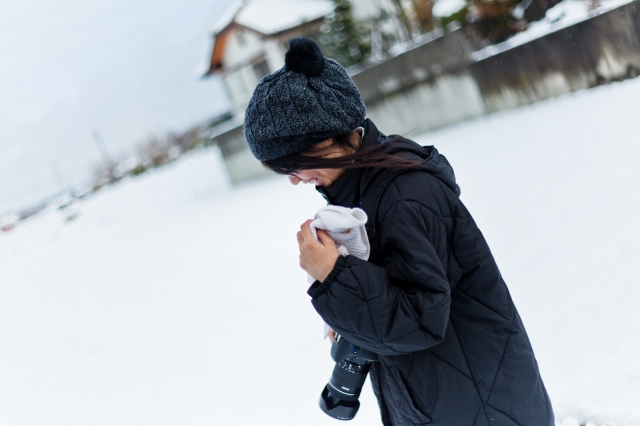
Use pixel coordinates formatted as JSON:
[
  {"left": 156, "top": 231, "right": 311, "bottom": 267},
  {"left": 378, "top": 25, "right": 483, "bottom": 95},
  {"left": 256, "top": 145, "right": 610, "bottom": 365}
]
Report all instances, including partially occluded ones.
[{"left": 307, "top": 205, "right": 370, "bottom": 338}]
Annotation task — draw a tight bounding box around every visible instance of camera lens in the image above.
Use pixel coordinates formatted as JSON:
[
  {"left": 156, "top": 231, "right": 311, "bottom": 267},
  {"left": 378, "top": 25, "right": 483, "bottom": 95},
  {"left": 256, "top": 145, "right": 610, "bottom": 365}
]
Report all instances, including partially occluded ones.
[
  {"left": 319, "top": 360, "right": 371, "bottom": 420},
  {"left": 329, "top": 360, "right": 370, "bottom": 400}
]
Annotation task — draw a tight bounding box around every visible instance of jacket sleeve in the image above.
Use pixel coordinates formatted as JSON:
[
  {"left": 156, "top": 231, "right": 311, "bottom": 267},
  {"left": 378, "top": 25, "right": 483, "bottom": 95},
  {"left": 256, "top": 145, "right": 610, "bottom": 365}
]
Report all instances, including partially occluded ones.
[{"left": 308, "top": 200, "right": 451, "bottom": 356}]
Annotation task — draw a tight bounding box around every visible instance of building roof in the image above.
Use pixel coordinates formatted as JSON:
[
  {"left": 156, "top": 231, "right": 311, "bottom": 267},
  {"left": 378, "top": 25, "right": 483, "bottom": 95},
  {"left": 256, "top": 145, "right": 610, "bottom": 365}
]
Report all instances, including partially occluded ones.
[
  {"left": 211, "top": 0, "right": 245, "bottom": 35},
  {"left": 212, "top": 0, "right": 333, "bottom": 36},
  {"left": 203, "top": 0, "right": 333, "bottom": 76}
]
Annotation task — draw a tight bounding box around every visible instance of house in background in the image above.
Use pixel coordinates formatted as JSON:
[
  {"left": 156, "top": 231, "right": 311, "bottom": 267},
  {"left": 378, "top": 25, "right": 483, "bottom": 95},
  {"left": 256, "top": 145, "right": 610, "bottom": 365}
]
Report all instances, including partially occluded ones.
[
  {"left": 203, "top": 0, "right": 334, "bottom": 115},
  {"left": 202, "top": 0, "right": 404, "bottom": 183},
  {"left": 201, "top": 0, "right": 636, "bottom": 185},
  {"left": 201, "top": 0, "right": 334, "bottom": 182}
]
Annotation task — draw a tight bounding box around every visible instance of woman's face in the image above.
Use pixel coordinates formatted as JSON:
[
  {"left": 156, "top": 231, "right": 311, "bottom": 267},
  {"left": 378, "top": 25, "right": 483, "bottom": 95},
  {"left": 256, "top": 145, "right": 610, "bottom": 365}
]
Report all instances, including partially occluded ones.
[
  {"left": 288, "top": 167, "right": 345, "bottom": 187},
  {"left": 287, "top": 132, "right": 360, "bottom": 187}
]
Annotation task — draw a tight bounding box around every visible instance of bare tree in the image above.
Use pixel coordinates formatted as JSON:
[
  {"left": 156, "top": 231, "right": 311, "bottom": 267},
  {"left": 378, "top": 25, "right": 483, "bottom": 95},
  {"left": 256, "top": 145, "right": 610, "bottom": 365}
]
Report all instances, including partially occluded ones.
[
  {"left": 469, "top": 0, "right": 520, "bottom": 20},
  {"left": 137, "top": 136, "right": 171, "bottom": 168},
  {"left": 411, "top": 0, "right": 436, "bottom": 33},
  {"left": 389, "top": 0, "right": 415, "bottom": 40}
]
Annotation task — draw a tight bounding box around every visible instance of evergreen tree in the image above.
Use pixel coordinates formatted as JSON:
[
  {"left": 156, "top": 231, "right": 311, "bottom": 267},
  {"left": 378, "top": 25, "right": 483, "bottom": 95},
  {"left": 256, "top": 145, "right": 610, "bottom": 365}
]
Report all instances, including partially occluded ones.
[{"left": 318, "top": 0, "right": 371, "bottom": 68}]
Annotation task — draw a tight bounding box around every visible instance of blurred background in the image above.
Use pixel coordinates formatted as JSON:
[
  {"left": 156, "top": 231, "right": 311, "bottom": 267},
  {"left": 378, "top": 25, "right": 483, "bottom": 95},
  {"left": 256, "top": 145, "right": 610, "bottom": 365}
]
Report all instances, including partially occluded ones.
[{"left": 1, "top": 0, "right": 639, "bottom": 425}]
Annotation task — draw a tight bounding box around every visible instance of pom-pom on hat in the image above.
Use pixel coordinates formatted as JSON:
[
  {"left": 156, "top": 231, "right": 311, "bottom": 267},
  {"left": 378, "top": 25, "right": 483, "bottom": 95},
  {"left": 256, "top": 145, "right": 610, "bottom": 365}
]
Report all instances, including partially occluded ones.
[
  {"left": 244, "top": 37, "right": 366, "bottom": 162},
  {"left": 285, "top": 37, "right": 325, "bottom": 76}
]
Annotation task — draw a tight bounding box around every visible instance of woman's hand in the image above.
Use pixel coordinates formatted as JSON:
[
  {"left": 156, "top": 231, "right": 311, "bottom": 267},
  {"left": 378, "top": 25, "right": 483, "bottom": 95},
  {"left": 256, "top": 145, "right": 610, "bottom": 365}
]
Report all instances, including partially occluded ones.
[
  {"left": 297, "top": 219, "right": 339, "bottom": 282},
  {"left": 328, "top": 328, "right": 336, "bottom": 344}
]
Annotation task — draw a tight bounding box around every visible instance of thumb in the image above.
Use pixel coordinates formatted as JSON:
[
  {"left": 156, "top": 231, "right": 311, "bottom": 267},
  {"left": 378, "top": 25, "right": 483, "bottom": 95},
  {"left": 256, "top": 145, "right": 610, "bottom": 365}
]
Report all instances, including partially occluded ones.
[{"left": 316, "top": 229, "right": 336, "bottom": 248}]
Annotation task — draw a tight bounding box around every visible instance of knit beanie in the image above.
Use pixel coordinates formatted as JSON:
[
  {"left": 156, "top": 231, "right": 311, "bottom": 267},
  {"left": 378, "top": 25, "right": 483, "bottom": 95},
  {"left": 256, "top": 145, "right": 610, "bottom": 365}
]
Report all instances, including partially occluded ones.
[{"left": 243, "top": 37, "right": 366, "bottom": 162}]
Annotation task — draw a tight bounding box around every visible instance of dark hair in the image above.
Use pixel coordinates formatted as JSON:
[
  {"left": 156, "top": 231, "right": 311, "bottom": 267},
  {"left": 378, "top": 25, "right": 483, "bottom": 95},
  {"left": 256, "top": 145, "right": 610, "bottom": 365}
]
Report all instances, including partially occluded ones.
[{"left": 262, "top": 130, "right": 425, "bottom": 175}]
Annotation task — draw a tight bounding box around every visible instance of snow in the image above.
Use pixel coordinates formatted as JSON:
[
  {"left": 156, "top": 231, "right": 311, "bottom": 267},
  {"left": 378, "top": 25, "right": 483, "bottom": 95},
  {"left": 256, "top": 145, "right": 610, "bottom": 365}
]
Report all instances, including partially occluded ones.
[
  {"left": 213, "top": 0, "right": 334, "bottom": 36},
  {"left": 385, "top": 29, "right": 445, "bottom": 58},
  {"left": 1, "top": 77, "right": 640, "bottom": 425},
  {"left": 0, "top": 213, "right": 19, "bottom": 230},
  {"left": 433, "top": 0, "right": 467, "bottom": 18},
  {"left": 471, "top": 0, "right": 635, "bottom": 61},
  {"left": 211, "top": 0, "right": 245, "bottom": 35}
]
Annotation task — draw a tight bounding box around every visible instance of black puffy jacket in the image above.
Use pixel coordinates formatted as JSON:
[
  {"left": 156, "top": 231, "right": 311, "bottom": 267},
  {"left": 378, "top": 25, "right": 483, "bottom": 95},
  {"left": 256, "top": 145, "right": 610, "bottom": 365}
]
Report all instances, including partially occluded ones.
[{"left": 310, "top": 120, "right": 554, "bottom": 425}]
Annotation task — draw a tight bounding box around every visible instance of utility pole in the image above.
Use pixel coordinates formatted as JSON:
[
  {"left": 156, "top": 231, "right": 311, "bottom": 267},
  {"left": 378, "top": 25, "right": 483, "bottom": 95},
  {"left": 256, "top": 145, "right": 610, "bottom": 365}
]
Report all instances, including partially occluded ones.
[
  {"left": 92, "top": 129, "right": 112, "bottom": 165},
  {"left": 92, "top": 128, "right": 115, "bottom": 182}
]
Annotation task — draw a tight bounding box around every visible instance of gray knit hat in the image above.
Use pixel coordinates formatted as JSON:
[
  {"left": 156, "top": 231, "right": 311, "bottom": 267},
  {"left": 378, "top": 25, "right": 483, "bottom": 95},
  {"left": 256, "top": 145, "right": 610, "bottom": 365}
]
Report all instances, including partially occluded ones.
[{"left": 243, "top": 37, "right": 366, "bottom": 162}]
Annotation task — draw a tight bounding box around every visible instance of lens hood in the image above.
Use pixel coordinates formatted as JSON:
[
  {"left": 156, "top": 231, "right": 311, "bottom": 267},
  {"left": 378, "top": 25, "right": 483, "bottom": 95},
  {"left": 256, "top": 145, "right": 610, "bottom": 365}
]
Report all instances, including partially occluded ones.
[{"left": 319, "top": 385, "right": 360, "bottom": 421}]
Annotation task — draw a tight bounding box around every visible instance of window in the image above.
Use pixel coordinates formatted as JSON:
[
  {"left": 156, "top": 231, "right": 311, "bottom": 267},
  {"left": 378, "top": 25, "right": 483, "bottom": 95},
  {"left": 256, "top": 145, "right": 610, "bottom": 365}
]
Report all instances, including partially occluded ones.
[
  {"left": 253, "top": 60, "right": 270, "bottom": 80},
  {"left": 236, "top": 31, "right": 246, "bottom": 46},
  {"left": 227, "top": 72, "right": 247, "bottom": 100}
]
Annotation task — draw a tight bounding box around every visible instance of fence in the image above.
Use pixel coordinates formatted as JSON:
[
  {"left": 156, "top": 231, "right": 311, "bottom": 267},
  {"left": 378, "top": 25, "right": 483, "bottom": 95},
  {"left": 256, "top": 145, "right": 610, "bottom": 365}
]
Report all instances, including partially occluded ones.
[{"left": 213, "top": 1, "right": 640, "bottom": 183}]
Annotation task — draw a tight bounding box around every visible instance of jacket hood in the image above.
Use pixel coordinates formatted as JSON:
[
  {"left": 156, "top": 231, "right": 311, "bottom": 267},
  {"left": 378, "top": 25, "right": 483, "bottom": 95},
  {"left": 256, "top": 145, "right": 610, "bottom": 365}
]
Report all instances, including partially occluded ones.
[
  {"left": 317, "top": 119, "right": 461, "bottom": 209},
  {"left": 374, "top": 134, "right": 461, "bottom": 198}
]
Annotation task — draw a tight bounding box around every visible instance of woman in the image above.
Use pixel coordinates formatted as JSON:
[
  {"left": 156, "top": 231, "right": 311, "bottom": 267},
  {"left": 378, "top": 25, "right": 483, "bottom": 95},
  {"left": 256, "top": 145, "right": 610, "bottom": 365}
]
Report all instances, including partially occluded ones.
[{"left": 244, "top": 37, "right": 554, "bottom": 425}]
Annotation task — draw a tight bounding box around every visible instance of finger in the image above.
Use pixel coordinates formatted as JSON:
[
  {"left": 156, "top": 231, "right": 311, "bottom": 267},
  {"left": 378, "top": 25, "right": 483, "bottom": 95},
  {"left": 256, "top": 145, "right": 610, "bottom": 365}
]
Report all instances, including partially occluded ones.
[
  {"left": 316, "top": 229, "right": 336, "bottom": 248},
  {"left": 296, "top": 231, "right": 303, "bottom": 245},
  {"left": 300, "top": 219, "right": 315, "bottom": 241}
]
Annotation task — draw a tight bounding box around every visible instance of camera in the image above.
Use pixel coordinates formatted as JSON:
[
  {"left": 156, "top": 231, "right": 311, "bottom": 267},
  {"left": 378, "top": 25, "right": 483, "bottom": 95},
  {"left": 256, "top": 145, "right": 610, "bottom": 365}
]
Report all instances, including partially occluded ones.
[{"left": 318, "top": 333, "right": 378, "bottom": 420}]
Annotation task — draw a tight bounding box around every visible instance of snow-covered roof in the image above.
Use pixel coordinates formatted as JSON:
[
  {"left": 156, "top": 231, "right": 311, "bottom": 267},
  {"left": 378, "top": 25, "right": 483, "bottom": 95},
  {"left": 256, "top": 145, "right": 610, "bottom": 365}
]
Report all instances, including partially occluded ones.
[
  {"left": 432, "top": 0, "right": 467, "bottom": 18},
  {"left": 212, "top": 0, "right": 245, "bottom": 35},
  {"left": 212, "top": 0, "right": 333, "bottom": 35},
  {"left": 470, "top": 0, "right": 633, "bottom": 61}
]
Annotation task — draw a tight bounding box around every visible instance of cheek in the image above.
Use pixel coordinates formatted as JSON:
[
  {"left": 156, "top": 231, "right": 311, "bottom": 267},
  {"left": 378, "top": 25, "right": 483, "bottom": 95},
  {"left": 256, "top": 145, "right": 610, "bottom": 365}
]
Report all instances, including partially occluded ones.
[
  {"left": 296, "top": 170, "right": 316, "bottom": 179},
  {"left": 325, "top": 168, "right": 346, "bottom": 185},
  {"left": 323, "top": 169, "right": 339, "bottom": 180}
]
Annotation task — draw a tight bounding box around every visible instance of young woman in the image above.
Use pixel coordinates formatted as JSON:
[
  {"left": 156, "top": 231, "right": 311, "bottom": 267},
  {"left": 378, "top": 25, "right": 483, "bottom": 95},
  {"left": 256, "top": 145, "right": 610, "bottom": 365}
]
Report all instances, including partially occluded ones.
[{"left": 244, "top": 37, "right": 554, "bottom": 426}]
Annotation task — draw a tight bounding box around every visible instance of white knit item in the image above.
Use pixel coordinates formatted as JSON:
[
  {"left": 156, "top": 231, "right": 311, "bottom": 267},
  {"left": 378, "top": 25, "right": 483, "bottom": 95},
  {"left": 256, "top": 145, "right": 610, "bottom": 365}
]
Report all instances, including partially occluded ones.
[
  {"left": 307, "top": 205, "right": 370, "bottom": 339},
  {"left": 309, "top": 205, "right": 370, "bottom": 261}
]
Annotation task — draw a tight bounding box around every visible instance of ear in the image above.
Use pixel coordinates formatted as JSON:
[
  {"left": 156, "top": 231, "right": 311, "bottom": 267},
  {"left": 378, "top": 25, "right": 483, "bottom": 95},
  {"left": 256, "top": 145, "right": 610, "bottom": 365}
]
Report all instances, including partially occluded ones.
[
  {"left": 301, "top": 138, "right": 335, "bottom": 156},
  {"left": 314, "top": 138, "right": 335, "bottom": 150}
]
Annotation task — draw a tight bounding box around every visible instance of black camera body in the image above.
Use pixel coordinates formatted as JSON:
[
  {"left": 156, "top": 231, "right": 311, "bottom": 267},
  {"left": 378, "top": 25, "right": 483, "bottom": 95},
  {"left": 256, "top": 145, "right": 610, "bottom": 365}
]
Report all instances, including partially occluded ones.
[{"left": 319, "top": 333, "right": 378, "bottom": 421}]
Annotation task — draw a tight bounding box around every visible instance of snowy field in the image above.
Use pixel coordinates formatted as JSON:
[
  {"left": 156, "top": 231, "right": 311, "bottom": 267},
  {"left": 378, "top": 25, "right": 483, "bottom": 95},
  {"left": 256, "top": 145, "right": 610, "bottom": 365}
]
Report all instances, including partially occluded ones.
[{"left": 1, "top": 77, "right": 639, "bottom": 426}]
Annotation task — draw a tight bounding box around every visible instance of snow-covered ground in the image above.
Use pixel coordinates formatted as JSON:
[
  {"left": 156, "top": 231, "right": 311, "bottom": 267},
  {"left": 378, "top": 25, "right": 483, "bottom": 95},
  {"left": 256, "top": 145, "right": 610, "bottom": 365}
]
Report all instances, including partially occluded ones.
[{"left": 1, "top": 77, "right": 639, "bottom": 425}]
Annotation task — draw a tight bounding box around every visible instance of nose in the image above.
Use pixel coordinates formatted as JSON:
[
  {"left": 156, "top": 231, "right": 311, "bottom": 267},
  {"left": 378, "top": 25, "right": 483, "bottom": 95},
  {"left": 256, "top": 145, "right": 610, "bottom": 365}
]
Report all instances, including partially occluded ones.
[{"left": 288, "top": 175, "right": 301, "bottom": 185}]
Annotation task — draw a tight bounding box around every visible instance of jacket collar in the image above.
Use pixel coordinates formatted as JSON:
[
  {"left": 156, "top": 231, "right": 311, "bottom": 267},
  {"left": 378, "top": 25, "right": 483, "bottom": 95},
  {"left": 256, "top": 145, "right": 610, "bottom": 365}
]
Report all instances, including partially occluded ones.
[
  {"left": 315, "top": 119, "right": 388, "bottom": 207},
  {"left": 315, "top": 119, "right": 461, "bottom": 242}
]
